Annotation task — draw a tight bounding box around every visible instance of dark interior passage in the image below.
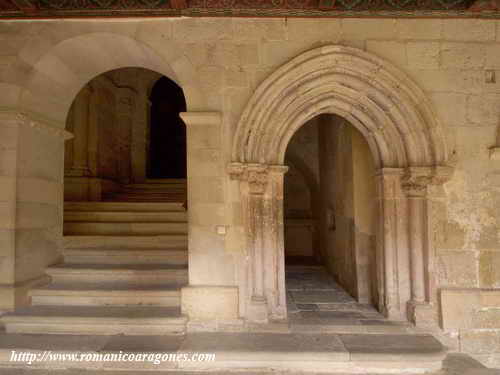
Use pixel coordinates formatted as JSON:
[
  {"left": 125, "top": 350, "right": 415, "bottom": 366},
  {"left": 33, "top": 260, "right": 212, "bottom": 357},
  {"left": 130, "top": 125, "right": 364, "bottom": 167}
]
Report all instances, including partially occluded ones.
[
  {"left": 284, "top": 114, "right": 380, "bottom": 320},
  {"left": 148, "top": 76, "right": 187, "bottom": 179}
]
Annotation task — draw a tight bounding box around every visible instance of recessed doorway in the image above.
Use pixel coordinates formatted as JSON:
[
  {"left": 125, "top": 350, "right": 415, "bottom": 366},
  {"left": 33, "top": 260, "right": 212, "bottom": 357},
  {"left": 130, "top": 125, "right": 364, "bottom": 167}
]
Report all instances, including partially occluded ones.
[{"left": 284, "top": 114, "right": 385, "bottom": 328}]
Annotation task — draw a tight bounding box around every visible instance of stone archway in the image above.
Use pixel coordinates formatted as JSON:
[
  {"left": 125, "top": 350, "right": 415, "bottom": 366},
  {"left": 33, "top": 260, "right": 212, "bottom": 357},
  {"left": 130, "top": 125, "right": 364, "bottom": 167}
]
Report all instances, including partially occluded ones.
[
  {"left": 229, "top": 45, "right": 453, "bottom": 324},
  {"left": 0, "top": 31, "right": 216, "bottom": 310}
]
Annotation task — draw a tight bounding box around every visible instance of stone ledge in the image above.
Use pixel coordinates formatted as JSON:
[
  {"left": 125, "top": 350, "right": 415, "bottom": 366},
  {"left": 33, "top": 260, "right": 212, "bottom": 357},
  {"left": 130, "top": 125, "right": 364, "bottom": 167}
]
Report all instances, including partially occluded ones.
[
  {"left": 0, "top": 110, "right": 72, "bottom": 140},
  {"left": 180, "top": 112, "right": 221, "bottom": 126}
]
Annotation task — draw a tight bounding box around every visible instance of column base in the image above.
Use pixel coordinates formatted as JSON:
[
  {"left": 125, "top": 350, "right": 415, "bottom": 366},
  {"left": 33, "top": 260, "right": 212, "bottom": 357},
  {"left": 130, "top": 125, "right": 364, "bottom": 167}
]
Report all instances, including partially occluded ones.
[
  {"left": 407, "top": 300, "right": 439, "bottom": 328},
  {"left": 247, "top": 296, "right": 269, "bottom": 323},
  {"left": 0, "top": 275, "right": 50, "bottom": 312}
]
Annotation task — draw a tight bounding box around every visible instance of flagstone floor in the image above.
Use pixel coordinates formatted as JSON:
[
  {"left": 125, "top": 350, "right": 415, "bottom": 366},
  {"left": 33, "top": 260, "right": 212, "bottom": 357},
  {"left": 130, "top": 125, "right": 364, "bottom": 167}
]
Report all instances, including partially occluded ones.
[{"left": 286, "top": 266, "right": 402, "bottom": 331}]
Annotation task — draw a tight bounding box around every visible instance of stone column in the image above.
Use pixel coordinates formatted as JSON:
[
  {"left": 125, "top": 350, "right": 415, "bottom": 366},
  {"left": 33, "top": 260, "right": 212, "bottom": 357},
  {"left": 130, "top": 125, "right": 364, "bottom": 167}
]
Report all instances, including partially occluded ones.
[
  {"left": 403, "top": 166, "right": 454, "bottom": 327},
  {"left": 402, "top": 167, "right": 432, "bottom": 305},
  {"left": 0, "top": 111, "right": 72, "bottom": 310},
  {"left": 68, "top": 86, "right": 92, "bottom": 176},
  {"left": 228, "top": 162, "right": 288, "bottom": 323},
  {"left": 374, "top": 168, "right": 410, "bottom": 321}
]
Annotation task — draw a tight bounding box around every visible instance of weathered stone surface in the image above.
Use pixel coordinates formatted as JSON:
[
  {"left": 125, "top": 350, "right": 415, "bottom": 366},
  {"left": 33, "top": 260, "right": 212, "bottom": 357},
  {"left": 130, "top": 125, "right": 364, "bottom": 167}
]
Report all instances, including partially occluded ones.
[
  {"left": 0, "top": 17, "right": 499, "bottom": 363},
  {"left": 181, "top": 286, "right": 239, "bottom": 320}
]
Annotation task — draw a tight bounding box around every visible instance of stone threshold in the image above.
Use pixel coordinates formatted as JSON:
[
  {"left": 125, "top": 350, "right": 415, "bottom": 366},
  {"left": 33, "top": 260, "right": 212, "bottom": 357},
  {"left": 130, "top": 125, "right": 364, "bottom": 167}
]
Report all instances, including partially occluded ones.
[{"left": 0, "top": 332, "right": 446, "bottom": 373}]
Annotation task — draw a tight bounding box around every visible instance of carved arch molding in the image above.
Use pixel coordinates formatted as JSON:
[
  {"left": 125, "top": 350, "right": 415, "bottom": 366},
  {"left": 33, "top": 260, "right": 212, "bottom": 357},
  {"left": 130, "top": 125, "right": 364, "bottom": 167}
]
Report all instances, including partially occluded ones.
[{"left": 229, "top": 45, "right": 454, "bottom": 324}]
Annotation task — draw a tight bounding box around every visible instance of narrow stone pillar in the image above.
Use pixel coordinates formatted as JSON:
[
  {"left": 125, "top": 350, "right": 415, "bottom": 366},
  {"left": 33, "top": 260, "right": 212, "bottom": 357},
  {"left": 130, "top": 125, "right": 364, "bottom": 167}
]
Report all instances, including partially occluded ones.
[
  {"left": 68, "top": 87, "right": 92, "bottom": 176},
  {"left": 228, "top": 163, "right": 288, "bottom": 323},
  {"left": 262, "top": 165, "right": 289, "bottom": 321},
  {"left": 374, "top": 168, "right": 410, "bottom": 321},
  {"left": 402, "top": 168, "right": 432, "bottom": 305},
  {"left": 0, "top": 111, "right": 72, "bottom": 310},
  {"left": 179, "top": 112, "right": 241, "bottom": 323},
  {"left": 403, "top": 166, "right": 454, "bottom": 327}
]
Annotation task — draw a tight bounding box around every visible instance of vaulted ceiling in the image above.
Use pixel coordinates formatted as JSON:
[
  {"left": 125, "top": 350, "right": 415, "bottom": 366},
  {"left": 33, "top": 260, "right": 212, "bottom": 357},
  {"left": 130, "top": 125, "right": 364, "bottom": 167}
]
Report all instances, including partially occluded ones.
[{"left": 0, "top": 0, "right": 499, "bottom": 19}]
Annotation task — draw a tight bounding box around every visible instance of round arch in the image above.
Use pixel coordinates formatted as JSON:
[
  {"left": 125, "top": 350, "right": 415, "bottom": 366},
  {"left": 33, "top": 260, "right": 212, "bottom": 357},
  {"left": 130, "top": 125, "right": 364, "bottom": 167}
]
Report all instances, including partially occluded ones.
[
  {"left": 229, "top": 45, "right": 453, "bottom": 324},
  {"left": 7, "top": 32, "right": 205, "bottom": 125}
]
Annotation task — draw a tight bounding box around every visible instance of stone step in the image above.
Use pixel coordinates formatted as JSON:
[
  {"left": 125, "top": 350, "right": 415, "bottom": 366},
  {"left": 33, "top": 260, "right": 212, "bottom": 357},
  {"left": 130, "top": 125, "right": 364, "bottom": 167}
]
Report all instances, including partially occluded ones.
[
  {"left": 64, "top": 201, "right": 185, "bottom": 212},
  {"left": 46, "top": 264, "right": 188, "bottom": 286},
  {"left": 123, "top": 185, "right": 186, "bottom": 191},
  {"left": 63, "top": 222, "right": 188, "bottom": 236},
  {"left": 63, "top": 249, "right": 188, "bottom": 265},
  {"left": 64, "top": 210, "right": 187, "bottom": 223},
  {"left": 0, "top": 332, "right": 447, "bottom": 372},
  {"left": 63, "top": 235, "right": 188, "bottom": 250},
  {"left": 29, "top": 284, "right": 181, "bottom": 307},
  {"left": 1, "top": 306, "right": 186, "bottom": 335},
  {"left": 105, "top": 196, "right": 186, "bottom": 203}
]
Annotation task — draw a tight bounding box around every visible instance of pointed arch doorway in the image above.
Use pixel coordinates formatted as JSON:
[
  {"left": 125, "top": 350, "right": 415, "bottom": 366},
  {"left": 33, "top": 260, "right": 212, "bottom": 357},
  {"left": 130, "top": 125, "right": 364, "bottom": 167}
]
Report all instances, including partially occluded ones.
[{"left": 229, "top": 45, "right": 453, "bottom": 325}]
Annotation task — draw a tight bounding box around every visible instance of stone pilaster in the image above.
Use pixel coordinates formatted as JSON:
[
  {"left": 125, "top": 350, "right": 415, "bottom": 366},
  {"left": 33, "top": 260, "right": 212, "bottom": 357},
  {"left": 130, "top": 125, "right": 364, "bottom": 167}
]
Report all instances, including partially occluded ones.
[
  {"left": 180, "top": 112, "right": 242, "bottom": 322},
  {"left": 0, "top": 111, "right": 72, "bottom": 310}
]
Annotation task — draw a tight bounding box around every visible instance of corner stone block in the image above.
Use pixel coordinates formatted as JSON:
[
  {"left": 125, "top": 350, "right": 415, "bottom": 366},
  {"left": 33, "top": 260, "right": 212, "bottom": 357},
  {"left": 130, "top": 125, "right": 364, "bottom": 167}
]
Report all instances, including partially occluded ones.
[
  {"left": 181, "top": 286, "right": 239, "bottom": 320},
  {"left": 440, "top": 289, "right": 480, "bottom": 331}
]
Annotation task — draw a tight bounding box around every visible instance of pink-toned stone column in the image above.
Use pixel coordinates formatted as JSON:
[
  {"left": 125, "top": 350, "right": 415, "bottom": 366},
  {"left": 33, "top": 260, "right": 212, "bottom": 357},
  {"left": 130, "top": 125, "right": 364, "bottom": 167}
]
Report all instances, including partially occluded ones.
[
  {"left": 403, "top": 166, "right": 454, "bottom": 327},
  {"left": 374, "top": 168, "right": 410, "bottom": 321},
  {"left": 228, "top": 163, "right": 288, "bottom": 323},
  {"left": 402, "top": 168, "right": 432, "bottom": 305}
]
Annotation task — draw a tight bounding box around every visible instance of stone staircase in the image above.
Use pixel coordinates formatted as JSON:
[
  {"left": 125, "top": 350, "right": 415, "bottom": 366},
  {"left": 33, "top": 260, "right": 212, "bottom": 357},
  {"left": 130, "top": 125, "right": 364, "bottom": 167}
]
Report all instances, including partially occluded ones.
[
  {"left": 103, "top": 179, "right": 187, "bottom": 203},
  {"left": 2, "top": 201, "right": 189, "bottom": 335}
]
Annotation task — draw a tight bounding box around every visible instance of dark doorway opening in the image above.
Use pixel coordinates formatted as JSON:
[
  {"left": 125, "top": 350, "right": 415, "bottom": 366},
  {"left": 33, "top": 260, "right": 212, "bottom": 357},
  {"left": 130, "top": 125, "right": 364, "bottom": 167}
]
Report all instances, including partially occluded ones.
[{"left": 148, "top": 76, "right": 187, "bottom": 179}]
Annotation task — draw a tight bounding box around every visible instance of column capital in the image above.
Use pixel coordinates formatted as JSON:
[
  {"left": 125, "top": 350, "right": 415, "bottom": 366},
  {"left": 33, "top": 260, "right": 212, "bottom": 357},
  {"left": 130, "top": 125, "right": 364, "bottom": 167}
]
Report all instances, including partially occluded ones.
[
  {"left": 402, "top": 165, "right": 454, "bottom": 197},
  {"left": 228, "top": 162, "right": 289, "bottom": 194},
  {"left": 402, "top": 167, "right": 433, "bottom": 197}
]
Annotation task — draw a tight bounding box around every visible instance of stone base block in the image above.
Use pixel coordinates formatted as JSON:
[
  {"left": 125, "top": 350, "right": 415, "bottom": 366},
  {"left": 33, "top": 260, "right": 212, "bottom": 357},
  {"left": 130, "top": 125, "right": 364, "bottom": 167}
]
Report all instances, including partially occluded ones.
[
  {"left": 407, "top": 300, "right": 439, "bottom": 328},
  {"left": 441, "top": 289, "right": 500, "bottom": 331},
  {"left": 181, "top": 286, "right": 238, "bottom": 320},
  {"left": 0, "top": 275, "right": 50, "bottom": 312}
]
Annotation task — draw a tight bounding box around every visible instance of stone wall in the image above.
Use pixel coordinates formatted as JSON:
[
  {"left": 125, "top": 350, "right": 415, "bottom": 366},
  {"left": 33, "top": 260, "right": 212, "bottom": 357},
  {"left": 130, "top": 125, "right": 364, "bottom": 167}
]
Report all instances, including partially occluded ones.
[
  {"left": 64, "top": 68, "right": 158, "bottom": 201},
  {"left": 0, "top": 17, "right": 499, "bottom": 364},
  {"left": 318, "top": 114, "right": 378, "bottom": 304},
  {"left": 284, "top": 118, "right": 320, "bottom": 258}
]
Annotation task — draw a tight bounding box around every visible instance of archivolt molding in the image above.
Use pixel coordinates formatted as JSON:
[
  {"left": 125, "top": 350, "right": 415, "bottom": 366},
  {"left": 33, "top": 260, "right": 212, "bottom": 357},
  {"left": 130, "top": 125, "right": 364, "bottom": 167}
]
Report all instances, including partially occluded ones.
[
  {"left": 231, "top": 45, "right": 449, "bottom": 170},
  {"left": 0, "top": 110, "right": 73, "bottom": 140}
]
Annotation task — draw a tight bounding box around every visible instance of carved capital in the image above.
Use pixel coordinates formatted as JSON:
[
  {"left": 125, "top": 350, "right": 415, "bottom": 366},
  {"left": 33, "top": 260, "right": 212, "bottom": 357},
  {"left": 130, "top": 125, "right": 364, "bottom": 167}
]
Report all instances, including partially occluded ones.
[
  {"left": 228, "top": 163, "right": 288, "bottom": 195},
  {"left": 402, "top": 165, "right": 454, "bottom": 197},
  {"left": 228, "top": 163, "right": 269, "bottom": 194},
  {"left": 402, "top": 167, "right": 433, "bottom": 197}
]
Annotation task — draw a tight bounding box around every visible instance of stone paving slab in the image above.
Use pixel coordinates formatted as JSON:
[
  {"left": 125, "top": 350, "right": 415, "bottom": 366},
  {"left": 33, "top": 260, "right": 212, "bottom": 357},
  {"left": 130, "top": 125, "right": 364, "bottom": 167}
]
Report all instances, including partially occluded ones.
[
  {"left": 0, "top": 331, "right": 446, "bottom": 372},
  {"left": 178, "top": 332, "right": 349, "bottom": 362},
  {"left": 0, "top": 353, "right": 497, "bottom": 374},
  {"left": 340, "top": 334, "right": 445, "bottom": 361}
]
